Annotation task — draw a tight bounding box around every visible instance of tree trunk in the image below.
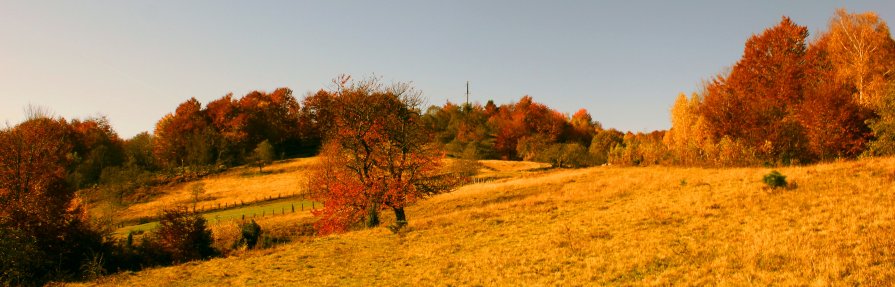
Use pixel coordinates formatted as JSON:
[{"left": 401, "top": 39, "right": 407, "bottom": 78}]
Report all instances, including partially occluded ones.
[
  {"left": 366, "top": 204, "right": 380, "bottom": 227},
  {"left": 393, "top": 207, "right": 407, "bottom": 227}
]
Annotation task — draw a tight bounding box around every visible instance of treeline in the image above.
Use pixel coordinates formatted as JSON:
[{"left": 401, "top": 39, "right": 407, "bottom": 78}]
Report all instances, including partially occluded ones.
[
  {"left": 423, "top": 10, "right": 895, "bottom": 168},
  {"left": 421, "top": 96, "right": 677, "bottom": 167},
  {"left": 421, "top": 96, "right": 620, "bottom": 167},
  {"left": 661, "top": 10, "right": 895, "bottom": 167},
  {"left": 0, "top": 104, "right": 308, "bottom": 285}
]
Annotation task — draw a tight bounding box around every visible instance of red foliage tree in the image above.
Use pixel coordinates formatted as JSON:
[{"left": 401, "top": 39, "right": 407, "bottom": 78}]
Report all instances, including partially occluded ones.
[
  {"left": 153, "top": 98, "right": 212, "bottom": 168},
  {"left": 701, "top": 17, "right": 812, "bottom": 164},
  {"left": 206, "top": 93, "right": 249, "bottom": 163},
  {"left": 309, "top": 76, "right": 451, "bottom": 234},
  {"left": 799, "top": 35, "right": 875, "bottom": 159},
  {"left": 68, "top": 116, "right": 125, "bottom": 188},
  {"left": 488, "top": 95, "right": 568, "bottom": 159},
  {"left": 0, "top": 117, "right": 101, "bottom": 283},
  {"left": 239, "top": 88, "right": 302, "bottom": 152},
  {"left": 299, "top": 89, "right": 338, "bottom": 150},
  {"left": 566, "top": 108, "right": 596, "bottom": 146}
]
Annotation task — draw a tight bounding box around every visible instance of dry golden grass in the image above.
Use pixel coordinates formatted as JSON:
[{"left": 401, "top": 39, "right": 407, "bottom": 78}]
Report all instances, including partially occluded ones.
[
  {"left": 82, "top": 157, "right": 895, "bottom": 286},
  {"left": 119, "top": 158, "right": 317, "bottom": 221},
  {"left": 208, "top": 210, "right": 316, "bottom": 253},
  {"left": 478, "top": 159, "right": 551, "bottom": 173},
  {"left": 473, "top": 159, "right": 552, "bottom": 181}
]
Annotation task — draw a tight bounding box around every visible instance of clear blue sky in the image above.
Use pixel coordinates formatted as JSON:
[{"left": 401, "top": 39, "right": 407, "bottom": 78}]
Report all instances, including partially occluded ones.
[{"left": 1, "top": 1, "right": 893, "bottom": 138}]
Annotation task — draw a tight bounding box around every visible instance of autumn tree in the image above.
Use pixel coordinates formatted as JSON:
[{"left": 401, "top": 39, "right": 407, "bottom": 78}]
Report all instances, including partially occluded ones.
[
  {"left": 251, "top": 139, "right": 275, "bottom": 173},
  {"left": 608, "top": 131, "right": 668, "bottom": 166},
  {"left": 488, "top": 95, "right": 567, "bottom": 159},
  {"left": 589, "top": 128, "right": 624, "bottom": 165},
  {"left": 0, "top": 116, "right": 102, "bottom": 285},
  {"left": 298, "top": 89, "right": 338, "bottom": 153},
  {"left": 799, "top": 35, "right": 875, "bottom": 159},
  {"left": 154, "top": 208, "right": 215, "bottom": 263},
  {"left": 238, "top": 88, "right": 303, "bottom": 157},
  {"left": 664, "top": 93, "right": 714, "bottom": 165},
  {"left": 123, "top": 132, "right": 157, "bottom": 170},
  {"left": 825, "top": 8, "right": 895, "bottom": 106},
  {"left": 153, "top": 98, "right": 212, "bottom": 168},
  {"left": 190, "top": 182, "right": 205, "bottom": 211},
  {"left": 68, "top": 116, "right": 126, "bottom": 189},
  {"left": 541, "top": 143, "right": 589, "bottom": 168},
  {"left": 423, "top": 101, "right": 496, "bottom": 159},
  {"left": 310, "top": 76, "right": 451, "bottom": 234},
  {"left": 701, "top": 17, "right": 812, "bottom": 165},
  {"left": 565, "top": 108, "right": 597, "bottom": 147},
  {"left": 205, "top": 93, "right": 249, "bottom": 165},
  {"left": 868, "top": 82, "right": 895, "bottom": 155}
]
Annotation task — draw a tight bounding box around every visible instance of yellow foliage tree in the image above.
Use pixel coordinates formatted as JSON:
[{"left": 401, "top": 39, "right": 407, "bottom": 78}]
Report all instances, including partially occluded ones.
[
  {"left": 825, "top": 8, "right": 895, "bottom": 106},
  {"left": 664, "top": 92, "right": 713, "bottom": 166}
]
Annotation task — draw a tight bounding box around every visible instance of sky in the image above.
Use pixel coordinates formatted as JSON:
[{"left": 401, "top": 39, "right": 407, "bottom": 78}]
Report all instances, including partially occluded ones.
[{"left": 1, "top": 1, "right": 893, "bottom": 138}]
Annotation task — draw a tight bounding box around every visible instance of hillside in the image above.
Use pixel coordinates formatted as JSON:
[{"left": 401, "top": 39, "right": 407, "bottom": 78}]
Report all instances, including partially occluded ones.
[
  {"left": 115, "top": 158, "right": 319, "bottom": 223},
  {"left": 80, "top": 157, "right": 895, "bottom": 286}
]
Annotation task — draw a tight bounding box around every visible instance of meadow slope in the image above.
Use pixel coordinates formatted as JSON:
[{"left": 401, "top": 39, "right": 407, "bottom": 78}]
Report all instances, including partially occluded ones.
[{"left": 83, "top": 157, "right": 895, "bottom": 286}]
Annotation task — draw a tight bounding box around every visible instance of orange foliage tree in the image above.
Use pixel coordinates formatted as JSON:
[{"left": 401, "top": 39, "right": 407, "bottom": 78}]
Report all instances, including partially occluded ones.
[
  {"left": 309, "top": 76, "right": 452, "bottom": 234},
  {"left": 701, "top": 17, "right": 812, "bottom": 165},
  {"left": 68, "top": 116, "right": 125, "bottom": 188},
  {"left": 488, "top": 95, "right": 567, "bottom": 159},
  {"left": 825, "top": 8, "right": 895, "bottom": 106},
  {"left": 0, "top": 116, "right": 101, "bottom": 284},
  {"left": 669, "top": 11, "right": 893, "bottom": 165},
  {"left": 152, "top": 88, "right": 305, "bottom": 169},
  {"left": 800, "top": 35, "right": 875, "bottom": 159}
]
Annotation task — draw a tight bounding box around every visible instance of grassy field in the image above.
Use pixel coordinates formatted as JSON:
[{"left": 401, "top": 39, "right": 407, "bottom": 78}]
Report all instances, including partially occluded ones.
[
  {"left": 114, "top": 198, "right": 320, "bottom": 236},
  {"left": 114, "top": 157, "right": 540, "bottom": 223},
  {"left": 117, "top": 158, "right": 318, "bottom": 222},
  {"left": 81, "top": 157, "right": 895, "bottom": 286}
]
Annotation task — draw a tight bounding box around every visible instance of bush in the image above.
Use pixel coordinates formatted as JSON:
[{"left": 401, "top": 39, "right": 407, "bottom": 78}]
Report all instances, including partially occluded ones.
[
  {"left": 0, "top": 227, "right": 45, "bottom": 286},
  {"left": 0, "top": 220, "right": 106, "bottom": 286},
  {"left": 234, "top": 220, "right": 262, "bottom": 249},
  {"left": 545, "top": 143, "right": 590, "bottom": 168},
  {"left": 763, "top": 170, "right": 788, "bottom": 189},
  {"left": 105, "top": 234, "right": 171, "bottom": 272},
  {"left": 155, "top": 208, "right": 216, "bottom": 263}
]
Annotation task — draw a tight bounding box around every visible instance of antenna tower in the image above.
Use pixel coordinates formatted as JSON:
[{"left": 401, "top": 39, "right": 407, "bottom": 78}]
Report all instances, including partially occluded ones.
[{"left": 466, "top": 81, "right": 470, "bottom": 106}]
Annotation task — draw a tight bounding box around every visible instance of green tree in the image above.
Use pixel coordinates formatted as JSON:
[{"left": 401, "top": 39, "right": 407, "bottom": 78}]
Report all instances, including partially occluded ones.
[
  {"left": 190, "top": 182, "right": 205, "bottom": 211},
  {"left": 251, "top": 140, "right": 275, "bottom": 173},
  {"left": 868, "top": 83, "right": 895, "bottom": 155}
]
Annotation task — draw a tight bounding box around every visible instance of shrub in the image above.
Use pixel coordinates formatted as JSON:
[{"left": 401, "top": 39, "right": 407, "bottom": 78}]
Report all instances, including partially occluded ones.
[
  {"left": 106, "top": 234, "right": 171, "bottom": 271},
  {"left": 538, "top": 143, "right": 580, "bottom": 167},
  {"left": 763, "top": 170, "right": 788, "bottom": 189},
  {"left": 155, "top": 208, "right": 216, "bottom": 263},
  {"left": 234, "top": 220, "right": 262, "bottom": 249},
  {"left": 0, "top": 227, "right": 45, "bottom": 286}
]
